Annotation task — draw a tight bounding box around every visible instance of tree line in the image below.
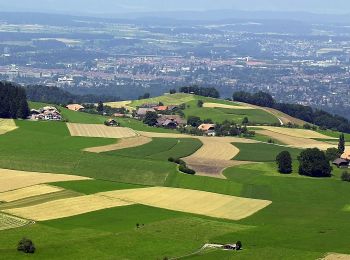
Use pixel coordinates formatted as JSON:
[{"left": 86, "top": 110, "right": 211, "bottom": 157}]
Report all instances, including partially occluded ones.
[
  {"left": 0, "top": 81, "right": 29, "bottom": 119},
  {"left": 233, "top": 91, "right": 350, "bottom": 133},
  {"left": 25, "top": 85, "right": 117, "bottom": 105},
  {"left": 179, "top": 86, "right": 220, "bottom": 98}
]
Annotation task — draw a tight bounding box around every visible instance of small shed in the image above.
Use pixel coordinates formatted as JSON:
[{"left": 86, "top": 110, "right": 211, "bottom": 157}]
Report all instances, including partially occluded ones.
[{"left": 105, "top": 119, "right": 119, "bottom": 127}]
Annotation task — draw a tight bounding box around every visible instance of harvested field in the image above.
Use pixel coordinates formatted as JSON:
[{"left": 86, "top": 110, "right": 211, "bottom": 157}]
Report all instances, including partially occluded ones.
[
  {"left": 104, "top": 100, "right": 131, "bottom": 108},
  {"left": 0, "top": 184, "right": 63, "bottom": 202},
  {"left": 102, "top": 187, "right": 272, "bottom": 221},
  {"left": 0, "top": 119, "right": 18, "bottom": 135},
  {"left": 0, "top": 213, "right": 32, "bottom": 231},
  {"left": 4, "top": 194, "right": 134, "bottom": 221},
  {"left": 84, "top": 136, "right": 152, "bottom": 153},
  {"left": 322, "top": 253, "right": 350, "bottom": 260},
  {"left": 0, "top": 168, "right": 90, "bottom": 193},
  {"left": 67, "top": 123, "right": 137, "bottom": 139},
  {"left": 203, "top": 102, "right": 254, "bottom": 110},
  {"left": 256, "top": 126, "right": 336, "bottom": 139},
  {"left": 256, "top": 130, "right": 336, "bottom": 150}
]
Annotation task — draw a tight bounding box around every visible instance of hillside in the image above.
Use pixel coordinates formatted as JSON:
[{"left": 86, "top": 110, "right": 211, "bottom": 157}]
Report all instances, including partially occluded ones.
[{"left": 0, "top": 98, "right": 349, "bottom": 259}]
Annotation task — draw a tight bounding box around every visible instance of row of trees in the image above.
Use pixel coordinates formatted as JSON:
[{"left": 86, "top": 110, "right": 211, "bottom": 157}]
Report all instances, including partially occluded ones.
[
  {"left": 232, "top": 91, "right": 350, "bottom": 133},
  {"left": 0, "top": 82, "right": 29, "bottom": 119},
  {"left": 179, "top": 86, "right": 220, "bottom": 98}
]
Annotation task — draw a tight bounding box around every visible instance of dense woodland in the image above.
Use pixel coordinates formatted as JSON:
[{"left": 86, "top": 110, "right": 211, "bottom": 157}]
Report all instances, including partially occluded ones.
[
  {"left": 25, "top": 85, "right": 117, "bottom": 105},
  {"left": 0, "top": 82, "right": 29, "bottom": 119},
  {"left": 179, "top": 86, "right": 220, "bottom": 98},
  {"left": 233, "top": 91, "right": 350, "bottom": 133}
]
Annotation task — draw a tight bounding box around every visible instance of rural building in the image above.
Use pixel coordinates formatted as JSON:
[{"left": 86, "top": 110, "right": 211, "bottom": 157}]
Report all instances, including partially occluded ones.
[
  {"left": 333, "top": 158, "right": 350, "bottom": 168},
  {"left": 66, "top": 104, "right": 85, "bottom": 111},
  {"left": 341, "top": 151, "right": 350, "bottom": 161},
  {"left": 156, "top": 115, "right": 186, "bottom": 128},
  {"left": 104, "top": 119, "right": 119, "bottom": 127},
  {"left": 154, "top": 105, "right": 168, "bottom": 111},
  {"left": 113, "top": 113, "right": 125, "bottom": 118},
  {"left": 30, "top": 106, "right": 62, "bottom": 121},
  {"left": 139, "top": 103, "right": 158, "bottom": 108},
  {"left": 136, "top": 108, "right": 156, "bottom": 118},
  {"left": 198, "top": 124, "right": 216, "bottom": 136}
]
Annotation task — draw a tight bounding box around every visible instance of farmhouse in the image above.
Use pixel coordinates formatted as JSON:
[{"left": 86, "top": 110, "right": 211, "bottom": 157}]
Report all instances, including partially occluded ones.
[
  {"left": 341, "top": 151, "right": 350, "bottom": 161},
  {"left": 30, "top": 106, "right": 62, "bottom": 121},
  {"left": 198, "top": 124, "right": 216, "bottom": 136},
  {"left": 156, "top": 115, "right": 186, "bottom": 128},
  {"left": 139, "top": 103, "right": 158, "bottom": 108},
  {"left": 66, "top": 104, "right": 84, "bottom": 111},
  {"left": 154, "top": 105, "right": 168, "bottom": 112},
  {"left": 333, "top": 158, "right": 350, "bottom": 168},
  {"left": 104, "top": 119, "right": 119, "bottom": 127},
  {"left": 136, "top": 108, "right": 156, "bottom": 118}
]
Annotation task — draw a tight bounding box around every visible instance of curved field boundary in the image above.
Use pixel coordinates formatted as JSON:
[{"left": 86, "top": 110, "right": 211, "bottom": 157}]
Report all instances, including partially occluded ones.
[
  {"left": 0, "top": 119, "right": 18, "bottom": 135},
  {"left": 322, "top": 253, "right": 350, "bottom": 260},
  {"left": 0, "top": 213, "right": 32, "bottom": 231},
  {"left": 256, "top": 126, "right": 336, "bottom": 139},
  {"left": 84, "top": 136, "right": 152, "bottom": 153},
  {"left": 102, "top": 187, "right": 272, "bottom": 221},
  {"left": 0, "top": 184, "right": 63, "bottom": 202},
  {"left": 0, "top": 168, "right": 91, "bottom": 193},
  {"left": 256, "top": 130, "right": 338, "bottom": 150},
  {"left": 4, "top": 194, "right": 134, "bottom": 221},
  {"left": 67, "top": 123, "right": 137, "bottom": 138},
  {"left": 203, "top": 102, "right": 254, "bottom": 110}
]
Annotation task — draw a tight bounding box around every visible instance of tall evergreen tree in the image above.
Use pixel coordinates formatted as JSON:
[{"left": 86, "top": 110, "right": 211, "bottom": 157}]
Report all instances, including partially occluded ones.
[
  {"left": 0, "top": 82, "right": 30, "bottom": 119},
  {"left": 338, "top": 133, "right": 345, "bottom": 154}
]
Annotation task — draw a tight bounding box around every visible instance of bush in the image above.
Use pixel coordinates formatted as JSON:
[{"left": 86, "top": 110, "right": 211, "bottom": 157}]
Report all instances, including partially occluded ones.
[
  {"left": 236, "top": 241, "right": 242, "bottom": 250},
  {"left": 341, "top": 171, "right": 350, "bottom": 182},
  {"left": 179, "top": 165, "right": 196, "bottom": 175},
  {"left": 276, "top": 151, "right": 292, "bottom": 174},
  {"left": 168, "top": 157, "right": 175, "bottom": 162},
  {"left": 17, "top": 238, "right": 35, "bottom": 254},
  {"left": 197, "top": 100, "right": 204, "bottom": 107}
]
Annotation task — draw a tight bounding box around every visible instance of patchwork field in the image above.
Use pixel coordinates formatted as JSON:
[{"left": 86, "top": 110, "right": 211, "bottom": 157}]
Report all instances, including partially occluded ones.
[
  {"left": 256, "top": 126, "right": 336, "bottom": 139},
  {"left": 84, "top": 136, "right": 152, "bottom": 153},
  {"left": 67, "top": 123, "right": 137, "bottom": 138},
  {"left": 0, "top": 168, "right": 90, "bottom": 193},
  {"left": 203, "top": 102, "right": 254, "bottom": 110},
  {"left": 0, "top": 119, "right": 18, "bottom": 135},
  {"left": 102, "top": 187, "right": 272, "bottom": 221},
  {"left": 0, "top": 213, "right": 32, "bottom": 231},
  {"left": 256, "top": 129, "right": 336, "bottom": 150},
  {"left": 4, "top": 194, "right": 134, "bottom": 221},
  {"left": 0, "top": 184, "right": 63, "bottom": 202}
]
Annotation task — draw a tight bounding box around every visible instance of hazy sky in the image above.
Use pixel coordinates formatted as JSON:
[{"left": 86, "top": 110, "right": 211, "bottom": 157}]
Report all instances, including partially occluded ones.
[{"left": 0, "top": 0, "right": 349, "bottom": 14}]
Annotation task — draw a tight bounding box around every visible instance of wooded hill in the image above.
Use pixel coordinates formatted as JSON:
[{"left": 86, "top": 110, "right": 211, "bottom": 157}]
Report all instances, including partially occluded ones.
[{"left": 0, "top": 82, "right": 29, "bottom": 119}]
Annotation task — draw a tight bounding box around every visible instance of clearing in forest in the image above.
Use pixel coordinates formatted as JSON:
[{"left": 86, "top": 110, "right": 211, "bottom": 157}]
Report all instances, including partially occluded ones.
[
  {"left": 0, "top": 184, "right": 63, "bottom": 202},
  {"left": 4, "top": 194, "right": 134, "bottom": 221},
  {"left": 0, "top": 168, "right": 90, "bottom": 193},
  {"left": 102, "top": 187, "right": 272, "bottom": 221},
  {"left": 67, "top": 123, "right": 137, "bottom": 138}
]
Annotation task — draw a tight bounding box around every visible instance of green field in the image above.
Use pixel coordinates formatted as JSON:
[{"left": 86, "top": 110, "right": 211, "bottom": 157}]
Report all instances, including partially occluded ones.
[
  {"left": 233, "top": 143, "right": 303, "bottom": 162},
  {"left": 183, "top": 100, "right": 279, "bottom": 125},
  {"left": 1, "top": 99, "right": 350, "bottom": 259},
  {"left": 130, "top": 93, "right": 195, "bottom": 107}
]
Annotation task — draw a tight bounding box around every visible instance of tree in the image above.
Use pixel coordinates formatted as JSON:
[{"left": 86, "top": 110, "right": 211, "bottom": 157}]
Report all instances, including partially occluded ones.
[
  {"left": 187, "top": 116, "right": 202, "bottom": 127},
  {"left": 338, "top": 133, "right": 345, "bottom": 154},
  {"left": 197, "top": 100, "right": 203, "bottom": 107},
  {"left": 236, "top": 241, "right": 242, "bottom": 250},
  {"left": 0, "top": 82, "right": 30, "bottom": 119},
  {"left": 325, "top": 148, "right": 341, "bottom": 161},
  {"left": 298, "top": 148, "right": 332, "bottom": 177},
  {"left": 242, "top": 117, "right": 249, "bottom": 125},
  {"left": 169, "top": 89, "right": 176, "bottom": 94},
  {"left": 276, "top": 151, "right": 292, "bottom": 174},
  {"left": 96, "top": 101, "right": 104, "bottom": 114},
  {"left": 17, "top": 238, "right": 35, "bottom": 254},
  {"left": 143, "top": 111, "right": 158, "bottom": 126},
  {"left": 341, "top": 171, "right": 350, "bottom": 182}
]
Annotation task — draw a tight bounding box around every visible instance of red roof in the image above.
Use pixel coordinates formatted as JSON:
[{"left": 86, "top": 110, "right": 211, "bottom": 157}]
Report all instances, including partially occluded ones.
[{"left": 155, "top": 106, "right": 168, "bottom": 111}]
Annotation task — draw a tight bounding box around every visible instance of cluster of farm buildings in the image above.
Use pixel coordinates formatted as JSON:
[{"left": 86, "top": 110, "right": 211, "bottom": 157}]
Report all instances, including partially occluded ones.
[{"left": 333, "top": 152, "right": 350, "bottom": 168}]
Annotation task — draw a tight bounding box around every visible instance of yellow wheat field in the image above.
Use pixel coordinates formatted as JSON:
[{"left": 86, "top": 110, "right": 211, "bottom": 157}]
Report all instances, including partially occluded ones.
[
  {"left": 67, "top": 123, "right": 137, "bottom": 138},
  {"left": 0, "top": 184, "right": 63, "bottom": 202},
  {"left": 4, "top": 194, "right": 134, "bottom": 221},
  {"left": 104, "top": 101, "right": 134, "bottom": 111},
  {"left": 0, "top": 168, "right": 90, "bottom": 193},
  {"left": 84, "top": 136, "right": 152, "bottom": 153},
  {"left": 0, "top": 213, "right": 32, "bottom": 231},
  {"left": 256, "top": 126, "right": 336, "bottom": 139},
  {"left": 256, "top": 130, "right": 336, "bottom": 150},
  {"left": 203, "top": 102, "right": 254, "bottom": 110},
  {"left": 0, "top": 119, "right": 18, "bottom": 135},
  {"left": 102, "top": 187, "right": 271, "bottom": 221},
  {"left": 322, "top": 253, "right": 350, "bottom": 260}
]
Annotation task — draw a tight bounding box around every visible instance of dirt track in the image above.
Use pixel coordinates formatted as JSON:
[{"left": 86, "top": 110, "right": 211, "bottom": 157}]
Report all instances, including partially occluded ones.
[{"left": 84, "top": 136, "right": 152, "bottom": 153}]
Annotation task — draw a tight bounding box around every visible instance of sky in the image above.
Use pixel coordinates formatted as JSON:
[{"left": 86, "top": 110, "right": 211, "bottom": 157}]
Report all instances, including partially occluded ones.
[{"left": 0, "top": 0, "right": 349, "bottom": 14}]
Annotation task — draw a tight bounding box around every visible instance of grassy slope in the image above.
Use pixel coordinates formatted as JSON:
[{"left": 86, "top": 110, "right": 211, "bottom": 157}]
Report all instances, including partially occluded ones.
[{"left": 233, "top": 142, "right": 303, "bottom": 162}]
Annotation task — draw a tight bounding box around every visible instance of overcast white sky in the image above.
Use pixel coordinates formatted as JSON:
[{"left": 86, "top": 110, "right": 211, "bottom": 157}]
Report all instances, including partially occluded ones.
[{"left": 0, "top": 0, "right": 349, "bottom": 14}]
